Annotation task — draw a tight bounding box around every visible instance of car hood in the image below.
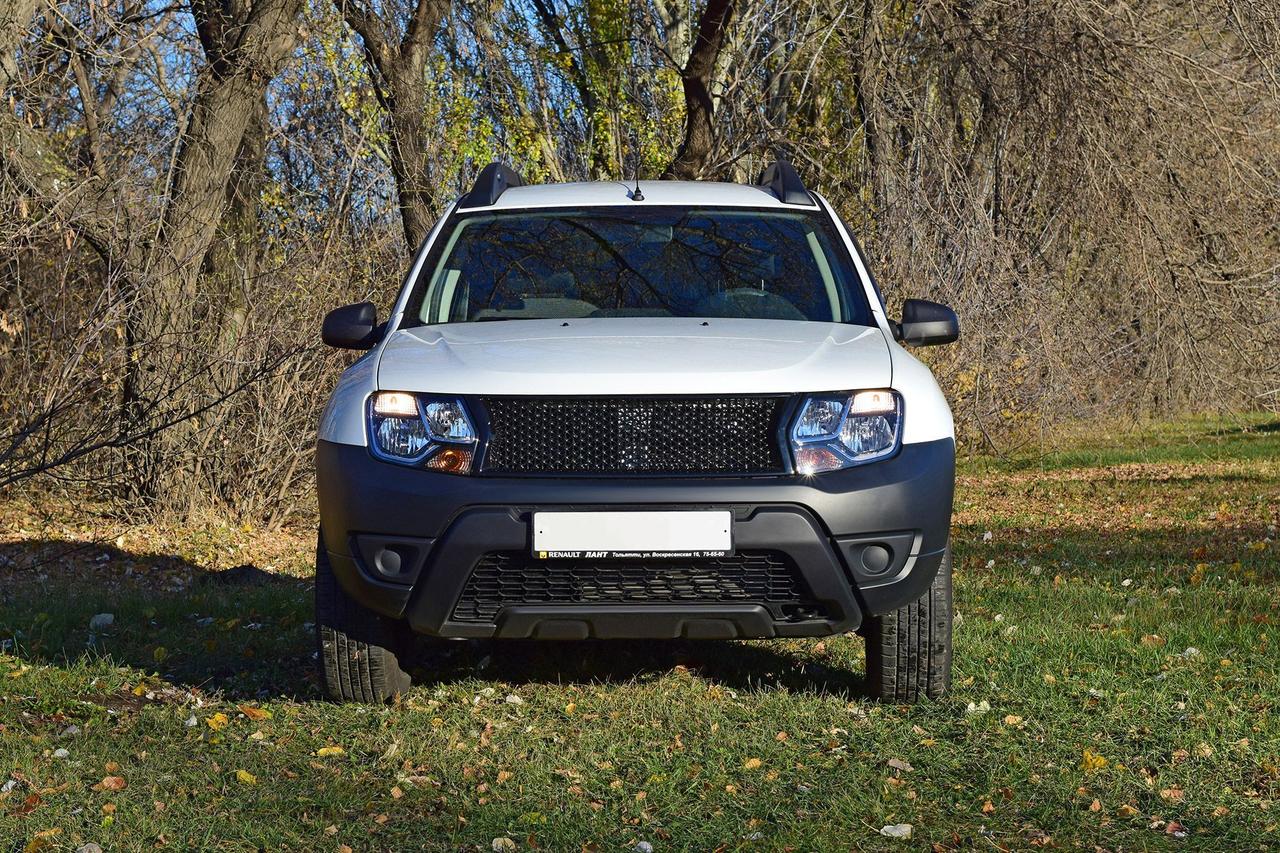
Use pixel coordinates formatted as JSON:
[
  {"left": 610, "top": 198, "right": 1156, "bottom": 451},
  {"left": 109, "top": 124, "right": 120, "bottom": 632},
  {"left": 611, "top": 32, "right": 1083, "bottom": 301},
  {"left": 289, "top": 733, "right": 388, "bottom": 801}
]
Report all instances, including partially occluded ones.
[{"left": 376, "top": 317, "right": 891, "bottom": 396}]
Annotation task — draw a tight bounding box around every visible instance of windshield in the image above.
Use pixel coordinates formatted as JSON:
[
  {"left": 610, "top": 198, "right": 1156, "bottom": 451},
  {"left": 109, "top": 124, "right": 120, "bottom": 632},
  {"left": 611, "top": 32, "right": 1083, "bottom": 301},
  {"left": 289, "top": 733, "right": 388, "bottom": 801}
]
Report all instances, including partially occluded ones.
[{"left": 408, "top": 207, "right": 873, "bottom": 325}]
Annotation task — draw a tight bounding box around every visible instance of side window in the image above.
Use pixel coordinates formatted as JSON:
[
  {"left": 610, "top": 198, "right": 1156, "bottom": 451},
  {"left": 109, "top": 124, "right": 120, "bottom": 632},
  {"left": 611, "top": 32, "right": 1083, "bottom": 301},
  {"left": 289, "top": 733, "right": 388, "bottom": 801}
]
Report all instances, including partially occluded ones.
[{"left": 839, "top": 218, "right": 888, "bottom": 314}]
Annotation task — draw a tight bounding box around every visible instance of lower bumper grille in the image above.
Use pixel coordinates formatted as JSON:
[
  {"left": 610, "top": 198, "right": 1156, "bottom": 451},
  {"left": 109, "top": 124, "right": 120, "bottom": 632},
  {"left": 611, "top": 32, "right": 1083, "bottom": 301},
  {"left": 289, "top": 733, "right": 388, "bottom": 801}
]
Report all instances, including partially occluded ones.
[
  {"left": 451, "top": 550, "right": 820, "bottom": 623},
  {"left": 478, "top": 396, "right": 787, "bottom": 475}
]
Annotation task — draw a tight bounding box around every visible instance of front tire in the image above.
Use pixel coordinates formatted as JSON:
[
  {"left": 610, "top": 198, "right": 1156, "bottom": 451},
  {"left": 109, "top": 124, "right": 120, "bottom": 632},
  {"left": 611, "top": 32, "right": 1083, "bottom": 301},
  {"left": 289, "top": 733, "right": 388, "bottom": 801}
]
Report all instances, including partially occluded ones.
[
  {"left": 863, "top": 545, "right": 953, "bottom": 702},
  {"left": 315, "top": 533, "right": 412, "bottom": 702}
]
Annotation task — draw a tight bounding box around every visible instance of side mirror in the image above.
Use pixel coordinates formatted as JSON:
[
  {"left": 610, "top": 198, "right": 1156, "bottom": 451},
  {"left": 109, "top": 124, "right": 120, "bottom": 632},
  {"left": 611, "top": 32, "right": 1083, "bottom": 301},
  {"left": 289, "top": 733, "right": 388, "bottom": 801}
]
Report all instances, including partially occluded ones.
[
  {"left": 898, "top": 299, "right": 959, "bottom": 346},
  {"left": 322, "top": 302, "right": 383, "bottom": 350}
]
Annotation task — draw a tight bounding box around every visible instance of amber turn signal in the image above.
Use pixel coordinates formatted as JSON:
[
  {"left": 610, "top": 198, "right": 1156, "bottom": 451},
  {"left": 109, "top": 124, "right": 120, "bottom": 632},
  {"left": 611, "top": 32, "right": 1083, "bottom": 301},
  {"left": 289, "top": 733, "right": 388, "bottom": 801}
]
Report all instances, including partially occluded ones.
[{"left": 426, "top": 447, "right": 473, "bottom": 473}]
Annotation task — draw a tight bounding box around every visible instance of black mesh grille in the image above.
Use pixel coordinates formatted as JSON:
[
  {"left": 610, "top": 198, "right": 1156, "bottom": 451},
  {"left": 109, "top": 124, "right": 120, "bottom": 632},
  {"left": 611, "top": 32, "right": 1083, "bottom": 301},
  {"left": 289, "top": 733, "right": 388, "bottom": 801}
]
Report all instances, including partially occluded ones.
[
  {"left": 451, "top": 550, "right": 818, "bottom": 623},
  {"left": 480, "top": 396, "right": 786, "bottom": 475}
]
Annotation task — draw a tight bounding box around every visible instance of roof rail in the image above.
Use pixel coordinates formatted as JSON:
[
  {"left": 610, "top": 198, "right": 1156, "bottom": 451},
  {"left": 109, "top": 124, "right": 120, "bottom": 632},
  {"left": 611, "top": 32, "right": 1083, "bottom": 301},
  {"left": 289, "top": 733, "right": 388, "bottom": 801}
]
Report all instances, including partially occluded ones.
[
  {"left": 458, "top": 162, "right": 525, "bottom": 207},
  {"left": 757, "top": 159, "right": 814, "bottom": 206}
]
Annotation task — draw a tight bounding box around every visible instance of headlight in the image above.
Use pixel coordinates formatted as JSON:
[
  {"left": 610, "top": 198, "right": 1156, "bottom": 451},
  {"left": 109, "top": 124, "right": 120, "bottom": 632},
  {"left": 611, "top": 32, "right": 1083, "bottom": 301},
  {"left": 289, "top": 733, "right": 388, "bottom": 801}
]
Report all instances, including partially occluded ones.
[
  {"left": 368, "top": 392, "right": 477, "bottom": 473},
  {"left": 790, "top": 390, "right": 901, "bottom": 474}
]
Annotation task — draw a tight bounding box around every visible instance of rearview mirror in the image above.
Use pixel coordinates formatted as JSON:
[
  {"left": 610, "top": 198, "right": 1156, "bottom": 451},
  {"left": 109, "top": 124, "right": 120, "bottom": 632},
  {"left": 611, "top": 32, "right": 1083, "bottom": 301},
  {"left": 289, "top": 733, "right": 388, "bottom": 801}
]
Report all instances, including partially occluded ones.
[
  {"left": 898, "top": 299, "right": 959, "bottom": 346},
  {"left": 322, "top": 302, "right": 383, "bottom": 350}
]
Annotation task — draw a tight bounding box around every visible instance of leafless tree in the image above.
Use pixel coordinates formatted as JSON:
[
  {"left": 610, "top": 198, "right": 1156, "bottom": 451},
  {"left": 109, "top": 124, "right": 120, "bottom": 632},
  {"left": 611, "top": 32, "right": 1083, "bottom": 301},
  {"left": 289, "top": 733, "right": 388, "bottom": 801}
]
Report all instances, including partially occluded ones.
[
  {"left": 0, "top": 0, "right": 1275, "bottom": 521},
  {"left": 334, "top": 0, "right": 451, "bottom": 247}
]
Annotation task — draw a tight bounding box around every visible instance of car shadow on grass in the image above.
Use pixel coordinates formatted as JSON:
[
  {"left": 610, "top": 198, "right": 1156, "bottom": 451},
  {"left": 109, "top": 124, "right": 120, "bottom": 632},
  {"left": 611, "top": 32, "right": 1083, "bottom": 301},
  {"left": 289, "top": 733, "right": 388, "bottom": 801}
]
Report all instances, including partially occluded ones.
[
  {"left": 10, "top": 518, "right": 1274, "bottom": 706},
  {"left": 1, "top": 538, "right": 868, "bottom": 703},
  {"left": 0, "top": 538, "right": 319, "bottom": 701},
  {"left": 410, "top": 636, "right": 867, "bottom": 698}
]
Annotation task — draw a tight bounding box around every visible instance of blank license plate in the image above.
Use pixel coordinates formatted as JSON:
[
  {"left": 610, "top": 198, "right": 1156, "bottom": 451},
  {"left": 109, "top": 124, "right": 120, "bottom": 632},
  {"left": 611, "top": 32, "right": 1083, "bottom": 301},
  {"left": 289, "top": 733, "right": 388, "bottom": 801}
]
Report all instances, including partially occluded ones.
[{"left": 532, "top": 510, "right": 732, "bottom": 558}]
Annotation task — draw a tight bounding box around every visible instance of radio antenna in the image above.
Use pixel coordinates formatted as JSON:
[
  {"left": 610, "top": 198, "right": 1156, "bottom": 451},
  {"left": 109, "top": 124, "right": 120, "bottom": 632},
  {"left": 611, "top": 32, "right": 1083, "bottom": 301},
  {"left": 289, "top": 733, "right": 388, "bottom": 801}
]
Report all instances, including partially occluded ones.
[{"left": 626, "top": 0, "right": 644, "bottom": 202}]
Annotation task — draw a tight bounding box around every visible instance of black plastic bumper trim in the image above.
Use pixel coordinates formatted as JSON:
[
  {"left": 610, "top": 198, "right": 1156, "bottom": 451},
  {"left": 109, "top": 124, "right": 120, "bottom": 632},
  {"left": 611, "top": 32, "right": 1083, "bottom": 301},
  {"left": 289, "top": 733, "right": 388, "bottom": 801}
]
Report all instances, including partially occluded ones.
[
  {"left": 351, "top": 534, "right": 434, "bottom": 585},
  {"left": 398, "top": 505, "right": 861, "bottom": 638},
  {"left": 315, "top": 437, "right": 955, "bottom": 635},
  {"left": 499, "top": 605, "right": 778, "bottom": 640}
]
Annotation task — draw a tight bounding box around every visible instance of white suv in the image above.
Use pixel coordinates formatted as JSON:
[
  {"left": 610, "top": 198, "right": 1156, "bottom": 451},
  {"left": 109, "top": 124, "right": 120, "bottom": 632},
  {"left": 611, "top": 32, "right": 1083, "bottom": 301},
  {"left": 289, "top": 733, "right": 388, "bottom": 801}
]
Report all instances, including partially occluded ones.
[{"left": 315, "top": 161, "right": 959, "bottom": 703}]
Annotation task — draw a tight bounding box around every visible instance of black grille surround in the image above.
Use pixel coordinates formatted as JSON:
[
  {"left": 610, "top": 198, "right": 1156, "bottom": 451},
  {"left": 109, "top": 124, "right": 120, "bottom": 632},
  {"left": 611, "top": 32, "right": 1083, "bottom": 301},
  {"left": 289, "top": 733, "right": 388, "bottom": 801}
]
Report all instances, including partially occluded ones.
[
  {"left": 451, "top": 550, "right": 823, "bottom": 623},
  {"left": 478, "top": 395, "right": 789, "bottom": 476}
]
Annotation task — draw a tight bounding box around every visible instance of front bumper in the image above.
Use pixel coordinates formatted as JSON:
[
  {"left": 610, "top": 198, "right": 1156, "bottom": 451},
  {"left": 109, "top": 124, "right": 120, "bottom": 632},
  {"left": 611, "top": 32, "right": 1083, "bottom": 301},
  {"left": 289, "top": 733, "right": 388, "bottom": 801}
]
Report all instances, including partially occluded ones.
[{"left": 316, "top": 437, "right": 955, "bottom": 639}]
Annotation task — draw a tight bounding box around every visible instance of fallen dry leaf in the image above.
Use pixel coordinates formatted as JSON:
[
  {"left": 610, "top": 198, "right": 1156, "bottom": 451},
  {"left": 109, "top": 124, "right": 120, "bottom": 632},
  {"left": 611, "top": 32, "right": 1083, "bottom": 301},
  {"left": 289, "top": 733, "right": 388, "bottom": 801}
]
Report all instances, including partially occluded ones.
[
  {"left": 22, "top": 829, "right": 61, "bottom": 853},
  {"left": 100, "top": 776, "right": 126, "bottom": 791},
  {"left": 743, "top": 757, "right": 762, "bottom": 770},
  {"left": 238, "top": 705, "right": 272, "bottom": 722},
  {"left": 1080, "top": 749, "right": 1108, "bottom": 772},
  {"left": 315, "top": 745, "right": 346, "bottom": 757},
  {"left": 235, "top": 770, "right": 256, "bottom": 785}
]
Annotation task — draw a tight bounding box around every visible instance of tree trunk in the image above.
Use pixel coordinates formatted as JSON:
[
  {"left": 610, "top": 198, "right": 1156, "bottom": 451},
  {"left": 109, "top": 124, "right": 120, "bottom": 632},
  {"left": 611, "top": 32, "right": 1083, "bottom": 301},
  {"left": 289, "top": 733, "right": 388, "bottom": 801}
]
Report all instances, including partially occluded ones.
[
  {"left": 4, "top": 0, "right": 303, "bottom": 501},
  {"left": 850, "top": 0, "right": 886, "bottom": 211},
  {"left": 386, "top": 73, "right": 437, "bottom": 248},
  {"left": 0, "top": 0, "right": 43, "bottom": 90},
  {"left": 662, "top": 0, "right": 736, "bottom": 180},
  {"left": 337, "top": 0, "right": 450, "bottom": 249},
  {"left": 120, "top": 0, "right": 302, "bottom": 499}
]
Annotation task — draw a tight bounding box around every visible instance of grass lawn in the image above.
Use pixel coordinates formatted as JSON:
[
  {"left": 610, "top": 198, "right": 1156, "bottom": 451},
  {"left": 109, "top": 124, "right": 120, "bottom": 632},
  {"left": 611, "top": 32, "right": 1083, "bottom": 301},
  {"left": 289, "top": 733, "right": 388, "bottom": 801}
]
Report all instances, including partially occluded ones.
[{"left": 1, "top": 416, "right": 1277, "bottom": 850}]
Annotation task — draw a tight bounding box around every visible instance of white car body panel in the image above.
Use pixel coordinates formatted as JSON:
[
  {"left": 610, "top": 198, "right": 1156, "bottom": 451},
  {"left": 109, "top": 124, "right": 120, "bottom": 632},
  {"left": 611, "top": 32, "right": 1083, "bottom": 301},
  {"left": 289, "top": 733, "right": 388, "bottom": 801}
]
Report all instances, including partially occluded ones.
[
  {"left": 317, "top": 180, "right": 956, "bottom": 450},
  {"left": 318, "top": 320, "right": 954, "bottom": 447},
  {"left": 318, "top": 349, "right": 379, "bottom": 447},
  {"left": 466, "top": 180, "right": 802, "bottom": 212},
  {"left": 888, "top": 344, "right": 955, "bottom": 445},
  {"left": 377, "top": 318, "right": 890, "bottom": 396}
]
